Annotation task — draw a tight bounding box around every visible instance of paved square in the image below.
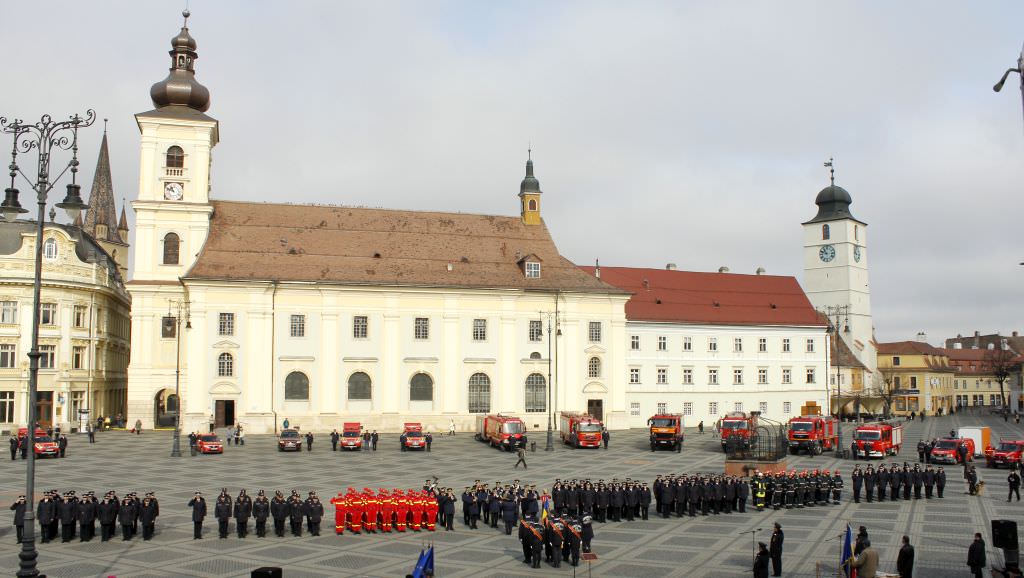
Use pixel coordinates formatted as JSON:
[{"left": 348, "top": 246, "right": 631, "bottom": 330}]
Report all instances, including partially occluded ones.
[{"left": 2, "top": 412, "right": 1021, "bottom": 577}]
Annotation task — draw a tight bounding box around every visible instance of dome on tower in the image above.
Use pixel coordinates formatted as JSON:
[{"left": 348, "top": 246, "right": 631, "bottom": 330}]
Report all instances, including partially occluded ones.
[
  {"left": 520, "top": 159, "right": 541, "bottom": 194},
  {"left": 804, "top": 184, "right": 862, "bottom": 224},
  {"left": 149, "top": 10, "right": 211, "bottom": 112}
]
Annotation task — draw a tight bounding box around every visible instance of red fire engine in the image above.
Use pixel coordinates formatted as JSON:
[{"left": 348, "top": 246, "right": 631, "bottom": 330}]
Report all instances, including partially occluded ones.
[
  {"left": 475, "top": 414, "right": 527, "bottom": 451},
  {"left": 931, "top": 437, "right": 974, "bottom": 464},
  {"left": 647, "top": 414, "right": 684, "bottom": 451},
  {"left": 17, "top": 428, "right": 59, "bottom": 458},
  {"left": 340, "top": 422, "right": 363, "bottom": 450},
  {"left": 559, "top": 412, "right": 603, "bottom": 448},
  {"left": 852, "top": 422, "right": 904, "bottom": 459},
  {"left": 987, "top": 439, "right": 1024, "bottom": 468},
  {"left": 718, "top": 412, "right": 758, "bottom": 452},
  {"left": 402, "top": 423, "right": 426, "bottom": 450},
  {"left": 786, "top": 415, "right": 839, "bottom": 455}
]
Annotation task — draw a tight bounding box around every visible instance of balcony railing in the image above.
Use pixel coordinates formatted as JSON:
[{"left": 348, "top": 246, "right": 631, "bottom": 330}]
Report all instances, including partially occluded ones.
[{"left": 164, "top": 167, "right": 185, "bottom": 177}]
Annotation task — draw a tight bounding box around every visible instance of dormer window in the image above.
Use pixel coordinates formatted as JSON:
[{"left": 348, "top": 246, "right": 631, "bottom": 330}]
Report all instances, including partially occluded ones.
[
  {"left": 43, "top": 238, "right": 58, "bottom": 260},
  {"left": 525, "top": 261, "right": 540, "bottom": 278}
]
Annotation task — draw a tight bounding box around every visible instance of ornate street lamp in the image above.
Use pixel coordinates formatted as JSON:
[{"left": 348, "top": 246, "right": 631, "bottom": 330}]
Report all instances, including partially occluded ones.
[
  {"left": 993, "top": 43, "right": 1024, "bottom": 122},
  {"left": 2, "top": 109, "right": 95, "bottom": 578},
  {"left": 166, "top": 299, "right": 191, "bottom": 457}
]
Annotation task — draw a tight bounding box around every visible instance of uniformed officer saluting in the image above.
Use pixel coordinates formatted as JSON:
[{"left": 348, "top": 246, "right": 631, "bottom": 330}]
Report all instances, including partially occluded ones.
[{"left": 188, "top": 491, "right": 206, "bottom": 539}]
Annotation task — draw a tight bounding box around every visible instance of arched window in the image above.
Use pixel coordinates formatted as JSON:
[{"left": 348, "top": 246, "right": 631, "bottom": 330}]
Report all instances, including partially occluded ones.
[
  {"left": 410, "top": 373, "right": 433, "bottom": 401},
  {"left": 217, "top": 352, "right": 234, "bottom": 377},
  {"left": 285, "top": 371, "right": 309, "bottom": 400},
  {"left": 854, "top": 225, "right": 859, "bottom": 241},
  {"left": 528, "top": 199, "right": 537, "bottom": 211},
  {"left": 347, "top": 371, "right": 372, "bottom": 400},
  {"left": 163, "top": 232, "right": 180, "bottom": 265},
  {"left": 468, "top": 373, "right": 491, "bottom": 414},
  {"left": 529, "top": 352, "right": 542, "bottom": 360},
  {"left": 43, "top": 238, "right": 58, "bottom": 260},
  {"left": 588, "top": 357, "right": 601, "bottom": 378},
  {"left": 166, "top": 146, "right": 184, "bottom": 168},
  {"left": 525, "top": 373, "right": 546, "bottom": 413},
  {"left": 822, "top": 224, "right": 830, "bottom": 240}
]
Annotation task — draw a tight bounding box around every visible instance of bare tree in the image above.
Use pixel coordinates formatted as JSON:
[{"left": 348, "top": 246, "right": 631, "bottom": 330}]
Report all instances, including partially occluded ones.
[
  {"left": 877, "top": 367, "right": 898, "bottom": 419},
  {"left": 984, "top": 344, "right": 1019, "bottom": 420}
]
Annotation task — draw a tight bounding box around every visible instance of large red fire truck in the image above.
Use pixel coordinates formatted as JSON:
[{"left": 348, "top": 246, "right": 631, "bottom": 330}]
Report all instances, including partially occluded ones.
[
  {"left": 340, "top": 422, "right": 363, "bottom": 450},
  {"left": 986, "top": 439, "right": 1024, "bottom": 468},
  {"left": 786, "top": 415, "right": 839, "bottom": 455},
  {"left": 648, "top": 413, "right": 684, "bottom": 452},
  {"left": 719, "top": 412, "right": 758, "bottom": 452},
  {"left": 475, "top": 414, "right": 527, "bottom": 451},
  {"left": 402, "top": 423, "right": 426, "bottom": 450},
  {"left": 852, "top": 422, "right": 904, "bottom": 459},
  {"left": 559, "top": 412, "right": 603, "bottom": 448}
]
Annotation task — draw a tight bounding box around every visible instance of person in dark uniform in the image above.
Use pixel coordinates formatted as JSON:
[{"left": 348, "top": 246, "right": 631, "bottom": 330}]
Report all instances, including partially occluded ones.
[
  {"left": 9, "top": 495, "right": 26, "bottom": 543},
  {"left": 305, "top": 492, "right": 324, "bottom": 536},
  {"left": 564, "top": 516, "right": 583, "bottom": 566},
  {"left": 118, "top": 496, "right": 135, "bottom": 541},
  {"left": 425, "top": 431, "right": 433, "bottom": 452},
  {"left": 601, "top": 428, "right": 610, "bottom": 449},
  {"left": 58, "top": 491, "right": 77, "bottom": 543},
  {"left": 863, "top": 466, "right": 875, "bottom": 502},
  {"left": 98, "top": 492, "right": 117, "bottom": 542},
  {"left": 924, "top": 466, "right": 936, "bottom": 499},
  {"left": 1008, "top": 469, "right": 1021, "bottom": 502},
  {"left": 140, "top": 494, "right": 159, "bottom": 540},
  {"left": 545, "top": 517, "right": 563, "bottom": 568},
  {"left": 581, "top": 514, "right": 594, "bottom": 553},
  {"left": 78, "top": 492, "right": 97, "bottom": 542},
  {"left": 639, "top": 482, "right": 652, "bottom": 519},
  {"left": 270, "top": 491, "right": 289, "bottom": 537},
  {"left": 288, "top": 492, "right": 304, "bottom": 536},
  {"left": 897, "top": 535, "right": 915, "bottom": 578},
  {"left": 501, "top": 493, "right": 517, "bottom": 534},
  {"left": 371, "top": 430, "right": 379, "bottom": 451},
  {"left": 736, "top": 476, "right": 749, "bottom": 513},
  {"left": 967, "top": 532, "right": 986, "bottom": 578},
  {"left": 754, "top": 542, "right": 770, "bottom": 578},
  {"left": 235, "top": 489, "right": 252, "bottom": 538},
  {"left": 253, "top": 490, "right": 269, "bottom": 537},
  {"left": 443, "top": 489, "right": 457, "bottom": 531},
  {"left": 330, "top": 429, "right": 339, "bottom": 451},
  {"left": 8, "top": 435, "right": 17, "bottom": 461},
  {"left": 936, "top": 467, "right": 946, "bottom": 498},
  {"left": 305, "top": 431, "right": 314, "bottom": 451},
  {"left": 214, "top": 490, "right": 232, "bottom": 539},
  {"left": 518, "top": 516, "right": 534, "bottom": 565},
  {"left": 912, "top": 465, "right": 923, "bottom": 499},
  {"left": 769, "top": 522, "right": 784, "bottom": 576},
  {"left": 37, "top": 491, "right": 56, "bottom": 543},
  {"left": 58, "top": 434, "right": 68, "bottom": 458},
  {"left": 188, "top": 491, "right": 207, "bottom": 539},
  {"left": 851, "top": 465, "right": 863, "bottom": 503}
]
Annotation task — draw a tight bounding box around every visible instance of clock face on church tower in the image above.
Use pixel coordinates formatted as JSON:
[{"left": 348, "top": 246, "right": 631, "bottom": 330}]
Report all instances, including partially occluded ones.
[
  {"left": 164, "top": 182, "right": 183, "bottom": 201},
  {"left": 819, "top": 244, "right": 836, "bottom": 262},
  {"left": 853, "top": 246, "right": 862, "bottom": 262}
]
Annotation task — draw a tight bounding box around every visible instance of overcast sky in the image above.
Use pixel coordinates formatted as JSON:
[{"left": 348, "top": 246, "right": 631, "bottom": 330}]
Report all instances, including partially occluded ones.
[{"left": 3, "top": 1, "right": 1022, "bottom": 344}]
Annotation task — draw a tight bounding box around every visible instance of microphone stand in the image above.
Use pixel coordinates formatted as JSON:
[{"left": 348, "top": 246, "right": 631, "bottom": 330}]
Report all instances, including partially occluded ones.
[{"left": 739, "top": 528, "right": 762, "bottom": 565}]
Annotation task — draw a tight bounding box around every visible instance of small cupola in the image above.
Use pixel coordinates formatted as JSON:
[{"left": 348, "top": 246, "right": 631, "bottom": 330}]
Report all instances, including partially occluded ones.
[
  {"left": 149, "top": 10, "right": 211, "bottom": 112},
  {"left": 518, "top": 151, "right": 542, "bottom": 225}
]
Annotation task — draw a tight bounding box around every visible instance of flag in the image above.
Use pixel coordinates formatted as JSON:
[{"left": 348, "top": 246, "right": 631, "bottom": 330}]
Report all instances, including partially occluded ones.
[
  {"left": 412, "top": 546, "right": 434, "bottom": 578},
  {"left": 411, "top": 549, "right": 426, "bottom": 578},
  {"left": 841, "top": 524, "right": 856, "bottom": 578}
]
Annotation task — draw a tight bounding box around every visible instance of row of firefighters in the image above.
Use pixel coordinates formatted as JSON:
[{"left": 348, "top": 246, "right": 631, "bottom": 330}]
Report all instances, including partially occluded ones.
[
  {"left": 748, "top": 470, "right": 843, "bottom": 509},
  {"left": 330, "top": 488, "right": 438, "bottom": 533}
]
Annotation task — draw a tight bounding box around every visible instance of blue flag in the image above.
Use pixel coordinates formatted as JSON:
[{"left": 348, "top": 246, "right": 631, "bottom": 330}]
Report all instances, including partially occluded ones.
[
  {"left": 841, "top": 524, "right": 854, "bottom": 578},
  {"left": 412, "top": 546, "right": 434, "bottom": 578},
  {"left": 411, "top": 549, "right": 427, "bottom": 578},
  {"left": 424, "top": 546, "right": 434, "bottom": 575}
]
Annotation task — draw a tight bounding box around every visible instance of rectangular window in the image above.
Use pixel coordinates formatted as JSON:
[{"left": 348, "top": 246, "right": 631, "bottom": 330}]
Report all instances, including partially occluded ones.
[
  {"left": 161, "top": 316, "right": 176, "bottom": 338},
  {"left": 40, "top": 303, "right": 57, "bottom": 326},
  {"left": 72, "top": 346, "right": 85, "bottom": 370},
  {"left": 529, "top": 320, "right": 543, "bottom": 342},
  {"left": 0, "top": 391, "right": 12, "bottom": 422},
  {"left": 657, "top": 402, "right": 668, "bottom": 414},
  {"left": 629, "top": 368, "right": 641, "bottom": 384},
  {"left": 658, "top": 336, "right": 667, "bottom": 351},
  {"left": 630, "top": 402, "right": 641, "bottom": 417},
  {"left": 758, "top": 368, "right": 768, "bottom": 384},
  {"left": 892, "top": 356, "right": 901, "bottom": 366},
  {"left": 709, "top": 401, "right": 718, "bottom": 416},
  {"left": 353, "top": 315, "right": 368, "bottom": 339},
  {"left": 69, "top": 391, "right": 84, "bottom": 419},
  {"left": 472, "top": 318, "right": 487, "bottom": 341},
  {"left": 733, "top": 368, "right": 743, "bottom": 385},
  {"left": 734, "top": 402, "right": 743, "bottom": 412},
  {"left": 73, "top": 305, "right": 87, "bottom": 328},
  {"left": 525, "top": 262, "right": 541, "bottom": 278},
  {"left": 758, "top": 338, "right": 767, "bottom": 352},
  {"left": 894, "top": 376, "right": 901, "bottom": 387},
  {"left": 0, "top": 344, "right": 15, "bottom": 368},
  {"left": 910, "top": 376, "right": 918, "bottom": 389},
  {"left": 218, "top": 312, "right": 234, "bottom": 336},
  {"left": 759, "top": 401, "right": 768, "bottom": 414},
  {"left": 683, "top": 336, "right": 692, "bottom": 351},
  {"left": 806, "top": 367, "right": 816, "bottom": 384},
  {"left": 682, "top": 368, "right": 693, "bottom": 385},
  {"left": 630, "top": 335, "right": 640, "bottom": 350},
  {"left": 708, "top": 337, "right": 717, "bottom": 352},
  {"left": 782, "top": 338, "right": 791, "bottom": 353},
  {"left": 954, "top": 380, "right": 959, "bottom": 390},
  {"left": 414, "top": 317, "right": 429, "bottom": 340},
  {"left": 708, "top": 368, "right": 718, "bottom": 385},
  {"left": 657, "top": 368, "right": 668, "bottom": 384},
  {"left": 682, "top": 402, "right": 693, "bottom": 416},
  {"left": 783, "top": 401, "right": 792, "bottom": 414},
  {"left": 290, "top": 314, "right": 306, "bottom": 338},
  {"left": 733, "top": 338, "right": 743, "bottom": 352},
  {"left": 806, "top": 338, "right": 815, "bottom": 353},
  {"left": 39, "top": 345, "right": 55, "bottom": 369},
  {"left": 0, "top": 301, "right": 15, "bottom": 324},
  {"left": 588, "top": 322, "right": 602, "bottom": 343},
  {"left": 991, "top": 394, "right": 1000, "bottom": 406},
  {"left": 782, "top": 368, "right": 792, "bottom": 384}
]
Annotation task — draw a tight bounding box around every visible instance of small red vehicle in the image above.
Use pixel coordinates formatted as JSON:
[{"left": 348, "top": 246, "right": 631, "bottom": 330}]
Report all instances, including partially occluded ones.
[
  {"left": 402, "top": 423, "right": 426, "bottom": 450},
  {"left": 17, "top": 428, "right": 59, "bottom": 458},
  {"left": 475, "top": 414, "right": 527, "bottom": 451},
  {"left": 852, "top": 422, "right": 903, "bottom": 459},
  {"left": 559, "top": 412, "right": 602, "bottom": 448},
  {"left": 987, "top": 439, "right": 1024, "bottom": 468},
  {"left": 719, "top": 412, "right": 758, "bottom": 452},
  {"left": 340, "top": 422, "right": 363, "bottom": 450},
  {"left": 787, "top": 415, "right": 839, "bottom": 455},
  {"left": 196, "top": 433, "right": 223, "bottom": 454},
  {"left": 930, "top": 437, "right": 974, "bottom": 464}
]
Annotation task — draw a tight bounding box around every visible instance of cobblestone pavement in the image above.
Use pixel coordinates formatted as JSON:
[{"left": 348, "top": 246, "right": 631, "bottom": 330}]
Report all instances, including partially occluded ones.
[{"left": 1, "top": 411, "right": 1021, "bottom": 577}]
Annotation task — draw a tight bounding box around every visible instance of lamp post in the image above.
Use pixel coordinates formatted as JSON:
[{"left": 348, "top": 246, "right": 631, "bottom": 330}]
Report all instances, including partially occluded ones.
[
  {"left": 167, "top": 299, "right": 191, "bottom": 457},
  {"left": 993, "top": 43, "right": 1024, "bottom": 123},
  {"left": 544, "top": 313, "right": 554, "bottom": 451},
  {"left": 824, "top": 304, "right": 849, "bottom": 458},
  {"left": 2, "top": 109, "right": 94, "bottom": 578}
]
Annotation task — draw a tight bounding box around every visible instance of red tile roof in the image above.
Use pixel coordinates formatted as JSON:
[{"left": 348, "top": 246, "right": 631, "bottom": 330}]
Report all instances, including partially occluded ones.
[
  {"left": 577, "top": 266, "right": 826, "bottom": 327},
  {"left": 876, "top": 341, "right": 945, "bottom": 356}
]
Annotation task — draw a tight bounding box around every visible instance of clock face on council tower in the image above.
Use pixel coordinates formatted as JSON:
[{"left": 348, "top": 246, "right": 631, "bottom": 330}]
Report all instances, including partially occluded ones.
[{"left": 164, "top": 182, "right": 183, "bottom": 201}]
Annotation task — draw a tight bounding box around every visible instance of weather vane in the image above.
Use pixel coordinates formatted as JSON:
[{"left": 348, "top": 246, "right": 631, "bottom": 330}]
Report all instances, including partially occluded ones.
[{"left": 824, "top": 157, "right": 835, "bottom": 186}]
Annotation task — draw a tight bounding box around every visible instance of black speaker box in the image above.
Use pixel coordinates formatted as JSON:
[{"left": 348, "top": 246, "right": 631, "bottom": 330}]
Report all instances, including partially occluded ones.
[
  {"left": 993, "top": 519, "right": 1019, "bottom": 550},
  {"left": 251, "top": 568, "right": 282, "bottom": 578}
]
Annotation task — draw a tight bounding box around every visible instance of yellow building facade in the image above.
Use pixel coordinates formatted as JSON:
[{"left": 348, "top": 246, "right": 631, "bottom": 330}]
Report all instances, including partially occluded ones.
[{"left": 876, "top": 341, "right": 954, "bottom": 416}]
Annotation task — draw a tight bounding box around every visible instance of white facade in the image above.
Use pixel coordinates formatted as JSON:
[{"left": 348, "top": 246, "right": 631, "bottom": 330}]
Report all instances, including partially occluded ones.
[{"left": 622, "top": 322, "right": 828, "bottom": 428}]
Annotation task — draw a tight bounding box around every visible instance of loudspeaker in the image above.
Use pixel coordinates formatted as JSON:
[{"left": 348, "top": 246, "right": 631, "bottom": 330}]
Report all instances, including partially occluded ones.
[
  {"left": 993, "top": 519, "right": 1019, "bottom": 550},
  {"left": 251, "top": 568, "right": 282, "bottom": 578}
]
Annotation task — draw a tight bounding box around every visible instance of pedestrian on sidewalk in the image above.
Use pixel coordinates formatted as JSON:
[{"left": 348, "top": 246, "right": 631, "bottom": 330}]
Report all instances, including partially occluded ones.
[
  {"left": 134, "top": 419, "right": 143, "bottom": 435},
  {"left": 697, "top": 421, "right": 704, "bottom": 435},
  {"left": 897, "top": 535, "right": 914, "bottom": 578},
  {"left": 514, "top": 444, "right": 528, "bottom": 469},
  {"left": 967, "top": 532, "right": 986, "bottom": 578}
]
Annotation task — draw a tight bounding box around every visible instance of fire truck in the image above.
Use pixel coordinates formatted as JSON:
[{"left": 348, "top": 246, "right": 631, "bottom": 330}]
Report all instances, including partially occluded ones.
[
  {"left": 559, "top": 412, "right": 603, "bottom": 448},
  {"left": 647, "top": 414, "right": 684, "bottom": 452},
  {"left": 987, "top": 439, "right": 1024, "bottom": 468},
  {"left": 786, "top": 415, "right": 839, "bottom": 455},
  {"left": 17, "top": 428, "right": 59, "bottom": 458},
  {"left": 475, "top": 414, "right": 527, "bottom": 451},
  {"left": 340, "top": 422, "right": 363, "bottom": 450},
  {"left": 852, "top": 422, "right": 903, "bottom": 459},
  {"left": 402, "top": 423, "right": 426, "bottom": 450},
  {"left": 719, "top": 411, "right": 758, "bottom": 452},
  {"left": 931, "top": 437, "right": 975, "bottom": 464}
]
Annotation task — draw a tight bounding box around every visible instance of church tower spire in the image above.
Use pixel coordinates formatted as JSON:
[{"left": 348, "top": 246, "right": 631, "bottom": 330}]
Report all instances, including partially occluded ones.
[
  {"left": 149, "top": 9, "right": 211, "bottom": 112},
  {"left": 518, "top": 150, "right": 542, "bottom": 225},
  {"left": 83, "top": 126, "right": 129, "bottom": 277}
]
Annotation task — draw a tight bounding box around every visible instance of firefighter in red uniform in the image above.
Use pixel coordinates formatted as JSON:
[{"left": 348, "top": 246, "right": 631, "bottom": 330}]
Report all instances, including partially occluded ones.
[
  {"left": 393, "top": 490, "right": 408, "bottom": 532},
  {"left": 330, "top": 492, "right": 346, "bottom": 535},
  {"left": 345, "top": 488, "right": 362, "bottom": 534},
  {"left": 362, "top": 488, "right": 378, "bottom": 533},
  {"left": 424, "top": 491, "right": 438, "bottom": 531},
  {"left": 409, "top": 489, "right": 424, "bottom": 531},
  {"left": 378, "top": 489, "right": 393, "bottom": 533}
]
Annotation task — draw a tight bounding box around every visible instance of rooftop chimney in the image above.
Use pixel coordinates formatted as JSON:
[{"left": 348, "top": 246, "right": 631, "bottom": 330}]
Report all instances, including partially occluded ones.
[
  {"left": 755, "top": 267, "right": 765, "bottom": 275},
  {"left": 718, "top": 266, "right": 730, "bottom": 273},
  {"left": 666, "top": 263, "right": 677, "bottom": 271},
  {"left": 916, "top": 331, "right": 927, "bottom": 343},
  {"left": 594, "top": 258, "right": 601, "bottom": 279},
  {"left": 642, "top": 278, "right": 650, "bottom": 290}
]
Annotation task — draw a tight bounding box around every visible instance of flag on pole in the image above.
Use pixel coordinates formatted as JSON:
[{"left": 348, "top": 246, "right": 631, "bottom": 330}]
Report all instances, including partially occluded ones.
[
  {"left": 841, "top": 524, "right": 856, "bottom": 578},
  {"left": 412, "top": 546, "right": 435, "bottom": 578}
]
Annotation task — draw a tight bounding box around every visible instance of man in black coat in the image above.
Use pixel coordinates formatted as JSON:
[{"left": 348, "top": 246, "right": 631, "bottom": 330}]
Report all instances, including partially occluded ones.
[
  {"left": 77, "top": 492, "right": 97, "bottom": 542},
  {"left": 58, "top": 434, "right": 68, "bottom": 458},
  {"left": 330, "top": 429, "right": 339, "bottom": 451},
  {"left": 118, "top": 496, "right": 135, "bottom": 541},
  {"left": 851, "top": 466, "right": 863, "bottom": 503},
  {"left": 37, "top": 492, "right": 56, "bottom": 543},
  {"left": 501, "top": 493, "right": 517, "bottom": 534},
  {"left": 639, "top": 483, "right": 652, "bottom": 520},
  {"left": 863, "top": 466, "right": 875, "bottom": 502},
  {"left": 897, "top": 535, "right": 914, "bottom": 578},
  {"left": 769, "top": 522, "right": 784, "bottom": 577},
  {"left": 967, "top": 532, "right": 986, "bottom": 578},
  {"left": 58, "top": 492, "right": 77, "bottom": 543},
  {"left": 214, "top": 491, "right": 232, "bottom": 539},
  {"left": 9, "top": 495, "right": 26, "bottom": 543},
  {"left": 601, "top": 428, "right": 610, "bottom": 449},
  {"left": 736, "top": 477, "right": 749, "bottom": 513},
  {"left": 188, "top": 491, "right": 207, "bottom": 539},
  {"left": 912, "top": 465, "right": 923, "bottom": 499},
  {"left": 305, "top": 492, "right": 324, "bottom": 536},
  {"left": 544, "top": 518, "right": 563, "bottom": 568},
  {"left": 98, "top": 493, "right": 118, "bottom": 542},
  {"left": 251, "top": 491, "right": 269, "bottom": 537},
  {"left": 924, "top": 466, "right": 936, "bottom": 498},
  {"left": 8, "top": 436, "right": 17, "bottom": 461},
  {"left": 754, "top": 542, "right": 770, "bottom": 578},
  {"left": 936, "top": 467, "right": 946, "bottom": 498},
  {"left": 234, "top": 490, "right": 252, "bottom": 538},
  {"left": 140, "top": 495, "right": 159, "bottom": 540},
  {"left": 305, "top": 431, "right": 314, "bottom": 452},
  {"left": 1008, "top": 469, "right": 1021, "bottom": 502},
  {"left": 270, "top": 491, "right": 289, "bottom": 537},
  {"left": 288, "top": 493, "right": 304, "bottom": 536},
  {"left": 876, "top": 465, "right": 889, "bottom": 501}
]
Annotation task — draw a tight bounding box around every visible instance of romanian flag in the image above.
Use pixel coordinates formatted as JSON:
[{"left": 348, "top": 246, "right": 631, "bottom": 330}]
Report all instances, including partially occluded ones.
[
  {"left": 540, "top": 496, "right": 552, "bottom": 523},
  {"left": 841, "top": 524, "right": 856, "bottom": 578}
]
